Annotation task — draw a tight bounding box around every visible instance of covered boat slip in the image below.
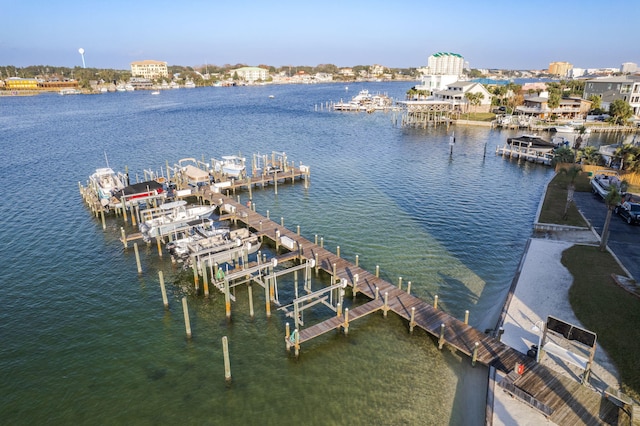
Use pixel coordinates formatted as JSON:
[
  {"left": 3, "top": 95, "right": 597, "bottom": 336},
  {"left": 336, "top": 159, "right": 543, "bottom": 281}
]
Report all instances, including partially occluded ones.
[{"left": 182, "top": 164, "right": 211, "bottom": 186}]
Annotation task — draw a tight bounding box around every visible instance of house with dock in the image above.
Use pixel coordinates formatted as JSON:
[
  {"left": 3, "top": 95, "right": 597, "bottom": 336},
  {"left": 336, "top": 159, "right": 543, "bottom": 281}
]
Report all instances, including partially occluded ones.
[{"left": 515, "top": 93, "right": 591, "bottom": 120}]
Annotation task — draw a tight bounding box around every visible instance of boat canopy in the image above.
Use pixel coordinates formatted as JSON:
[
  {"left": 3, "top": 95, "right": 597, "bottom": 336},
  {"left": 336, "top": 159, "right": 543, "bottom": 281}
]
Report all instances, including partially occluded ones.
[{"left": 183, "top": 165, "right": 210, "bottom": 183}]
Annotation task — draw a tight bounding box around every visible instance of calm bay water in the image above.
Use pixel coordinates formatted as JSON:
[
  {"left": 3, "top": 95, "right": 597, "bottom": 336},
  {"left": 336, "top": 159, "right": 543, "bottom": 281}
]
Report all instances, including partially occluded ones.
[{"left": 0, "top": 83, "right": 620, "bottom": 425}]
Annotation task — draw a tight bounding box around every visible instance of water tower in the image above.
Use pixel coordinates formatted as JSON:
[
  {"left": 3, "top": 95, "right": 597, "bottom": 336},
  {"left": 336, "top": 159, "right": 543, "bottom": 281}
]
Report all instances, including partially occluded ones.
[{"left": 78, "top": 48, "right": 86, "bottom": 68}]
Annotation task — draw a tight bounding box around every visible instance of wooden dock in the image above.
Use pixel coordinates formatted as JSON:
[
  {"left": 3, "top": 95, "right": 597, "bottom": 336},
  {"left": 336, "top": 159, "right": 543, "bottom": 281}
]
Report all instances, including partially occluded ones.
[
  {"left": 204, "top": 191, "right": 528, "bottom": 372},
  {"left": 198, "top": 191, "right": 633, "bottom": 425},
  {"left": 82, "top": 162, "right": 634, "bottom": 424}
]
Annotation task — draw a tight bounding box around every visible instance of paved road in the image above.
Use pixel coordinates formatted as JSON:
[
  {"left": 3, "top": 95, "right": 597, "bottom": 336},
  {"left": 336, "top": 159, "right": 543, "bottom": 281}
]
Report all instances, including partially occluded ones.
[{"left": 574, "top": 191, "right": 640, "bottom": 281}]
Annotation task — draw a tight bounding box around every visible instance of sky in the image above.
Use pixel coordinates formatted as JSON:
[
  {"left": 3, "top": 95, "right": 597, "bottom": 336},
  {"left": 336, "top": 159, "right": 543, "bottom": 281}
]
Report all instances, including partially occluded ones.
[{"left": 1, "top": 0, "right": 638, "bottom": 71}]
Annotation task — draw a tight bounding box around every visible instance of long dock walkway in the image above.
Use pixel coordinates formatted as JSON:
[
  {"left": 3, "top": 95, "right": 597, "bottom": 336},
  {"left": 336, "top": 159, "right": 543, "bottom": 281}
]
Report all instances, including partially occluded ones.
[
  {"left": 205, "top": 191, "right": 528, "bottom": 373},
  {"left": 203, "top": 192, "right": 632, "bottom": 424}
]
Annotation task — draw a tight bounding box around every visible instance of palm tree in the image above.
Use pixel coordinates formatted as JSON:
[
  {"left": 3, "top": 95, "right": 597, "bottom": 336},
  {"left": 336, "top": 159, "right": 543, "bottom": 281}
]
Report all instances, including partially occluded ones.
[
  {"left": 577, "top": 146, "right": 602, "bottom": 166},
  {"left": 599, "top": 186, "right": 623, "bottom": 252},
  {"left": 552, "top": 146, "right": 575, "bottom": 166},
  {"left": 614, "top": 143, "right": 640, "bottom": 171},
  {"left": 560, "top": 166, "right": 581, "bottom": 219}
]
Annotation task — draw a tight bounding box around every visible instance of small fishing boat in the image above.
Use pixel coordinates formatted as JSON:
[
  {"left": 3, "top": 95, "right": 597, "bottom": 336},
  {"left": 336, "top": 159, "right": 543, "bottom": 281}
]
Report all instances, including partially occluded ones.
[
  {"left": 550, "top": 125, "right": 575, "bottom": 133},
  {"left": 151, "top": 90, "right": 160, "bottom": 95},
  {"left": 214, "top": 156, "right": 246, "bottom": 178},
  {"left": 590, "top": 171, "right": 625, "bottom": 200},
  {"left": 114, "top": 180, "right": 164, "bottom": 206},
  {"left": 90, "top": 167, "right": 126, "bottom": 207},
  {"left": 139, "top": 200, "right": 216, "bottom": 242},
  {"left": 185, "top": 227, "right": 262, "bottom": 269}
]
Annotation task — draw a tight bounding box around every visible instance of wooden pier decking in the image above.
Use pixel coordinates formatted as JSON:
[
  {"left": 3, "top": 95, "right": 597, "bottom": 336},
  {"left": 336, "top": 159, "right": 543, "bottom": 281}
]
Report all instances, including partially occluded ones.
[
  {"left": 198, "top": 192, "right": 632, "bottom": 425},
  {"left": 81, "top": 163, "right": 634, "bottom": 425},
  {"left": 205, "top": 191, "right": 529, "bottom": 372}
]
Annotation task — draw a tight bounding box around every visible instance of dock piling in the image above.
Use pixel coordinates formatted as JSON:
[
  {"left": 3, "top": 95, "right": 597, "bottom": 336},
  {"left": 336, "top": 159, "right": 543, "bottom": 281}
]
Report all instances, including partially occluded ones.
[
  {"left": 133, "top": 243, "right": 142, "bottom": 275},
  {"left": 409, "top": 307, "right": 416, "bottom": 333},
  {"left": 472, "top": 342, "right": 479, "bottom": 366},
  {"left": 222, "top": 336, "right": 231, "bottom": 382},
  {"left": 159, "top": 271, "right": 168, "bottom": 308},
  {"left": 182, "top": 297, "right": 192, "bottom": 339},
  {"left": 438, "top": 324, "right": 445, "bottom": 349}
]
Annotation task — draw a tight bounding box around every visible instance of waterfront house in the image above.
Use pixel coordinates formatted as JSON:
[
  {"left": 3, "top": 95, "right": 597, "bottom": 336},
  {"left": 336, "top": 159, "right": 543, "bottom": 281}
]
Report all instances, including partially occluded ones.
[
  {"left": 432, "top": 81, "right": 493, "bottom": 112},
  {"left": 583, "top": 75, "right": 640, "bottom": 116},
  {"left": 515, "top": 94, "right": 591, "bottom": 120}
]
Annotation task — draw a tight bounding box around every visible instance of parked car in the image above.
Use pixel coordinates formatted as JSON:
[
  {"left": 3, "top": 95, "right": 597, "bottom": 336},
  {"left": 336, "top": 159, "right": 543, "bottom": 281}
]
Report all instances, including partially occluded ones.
[{"left": 615, "top": 201, "right": 640, "bottom": 224}]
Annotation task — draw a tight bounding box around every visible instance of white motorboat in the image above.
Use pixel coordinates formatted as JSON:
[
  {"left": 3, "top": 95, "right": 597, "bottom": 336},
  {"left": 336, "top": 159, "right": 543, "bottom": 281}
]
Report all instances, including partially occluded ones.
[
  {"left": 333, "top": 89, "right": 393, "bottom": 112},
  {"left": 550, "top": 125, "right": 576, "bottom": 133},
  {"left": 139, "top": 200, "right": 216, "bottom": 242},
  {"left": 214, "top": 156, "right": 246, "bottom": 178},
  {"left": 187, "top": 227, "right": 262, "bottom": 269},
  {"left": 590, "top": 171, "right": 625, "bottom": 200},
  {"left": 90, "top": 167, "right": 126, "bottom": 207}
]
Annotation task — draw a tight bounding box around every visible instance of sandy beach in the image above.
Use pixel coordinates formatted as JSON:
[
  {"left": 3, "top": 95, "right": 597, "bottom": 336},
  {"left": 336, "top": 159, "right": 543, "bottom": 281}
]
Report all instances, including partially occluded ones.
[{"left": 491, "top": 232, "right": 621, "bottom": 425}]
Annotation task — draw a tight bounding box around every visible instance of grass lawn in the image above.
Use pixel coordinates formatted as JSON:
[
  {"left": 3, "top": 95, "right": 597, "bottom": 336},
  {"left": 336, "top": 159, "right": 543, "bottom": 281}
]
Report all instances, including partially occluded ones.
[
  {"left": 460, "top": 112, "right": 496, "bottom": 122},
  {"left": 562, "top": 246, "right": 640, "bottom": 400},
  {"left": 537, "top": 170, "right": 591, "bottom": 226},
  {"left": 541, "top": 170, "right": 640, "bottom": 399}
]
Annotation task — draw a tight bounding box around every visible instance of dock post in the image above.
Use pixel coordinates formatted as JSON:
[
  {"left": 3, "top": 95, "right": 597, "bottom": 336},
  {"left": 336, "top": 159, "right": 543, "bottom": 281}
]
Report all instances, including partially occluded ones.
[
  {"left": 224, "top": 278, "right": 231, "bottom": 319},
  {"left": 266, "top": 210, "right": 270, "bottom": 219},
  {"left": 131, "top": 204, "right": 137, "bottom": 227},
  {"left": 120, "top": 227, "right": 128, "bottom": 249},
  {"left": 409, "top": 307, "right": 416, "bottom": 334},
  {"left": 285, "top": 322, "right": 290, "bottom": 351},
  {"left": 265, "top": 278, "right": 271, "bottom": 318},
  {"left": 337, "top": 302, "right": 342, "bottom": 317},
  {"left": 280, "top": 217, "right": 284, "bottom": 227},
  {"left": 320, "top": 237, "right": 323, "bottom": 248},
  {"left": 472, "top": 342, "right": 479, "bottom": 366},
  {"left": 133, "top": 243, "right": 142, "bottom": 275},
  {"left": 314, "top": 253, "right": 319, "bottom": 276},
  {"left": 355, "top": 254, "right": 359, "bottom": 267},
  {"left": 274, "top": 171, "right": 278, "bottom": 195},
  {"left": 375, "top": 265, "right": 379, "bottom": 278},
  {"left": 248, "top": 284, "right": 254, "bottom": 318},
  {"left": 332, "top": 263, "right": 337, "bottom": 283},
  {"left": 375, "top": 286, "right": 379, "bottom": 300},
  {"left": 156, "top": 237, "right": 163, "bottom": 258},
  {"left": 407, "top": 281, "right": 412, "bottom": 296},
  {"left": 222, "top": 336, "right": 231, "bottom": 382},
  {"left": 100, "top": 209, "right": 106, "bottom": 230},
  {"left": 383, "top": 292, "right": 389, "bottom": 317},
  {"left": 464, "top": 310, "right": 469, "bottom": 325},
  {"left": 192, "top": 262, "right": 199, "bottom": 292},
  {"left": 343, "top": 308, "right": 349, "bottom": 335},
  {"left": 294, "top": 328, "right": 299, "bottom": 357},
  {"left": 438, "top": 324, "right": 446, "bottom": 349},
  {"left": 182, "top": 297, "right": 192, "bottom": 339},
  {"left": 353, "top": 274, "right": 359, "bottom": 299},
  {"left": 315, "top": 234, "right": 318, "bottom": 245},
  {"left": 398, "top": 277, "right": 402, "bottom": 290},
  {"left": 159, "top": 271, "right": 169, "bottom": 308},
  {"left": 202, "top": 263, "right": 209, "bottom": 297},
  {"left": 259, "top": 221, "right": 262, "bottom": 232},
  {"left": 122, "top": 199, "right": 128, "bottom": 223},
  {"left": 434, "top": 295, "right": 439, "bottom": 310},
  {"left": 297, "top": 225, "right": 300, "bottom": 236}
]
